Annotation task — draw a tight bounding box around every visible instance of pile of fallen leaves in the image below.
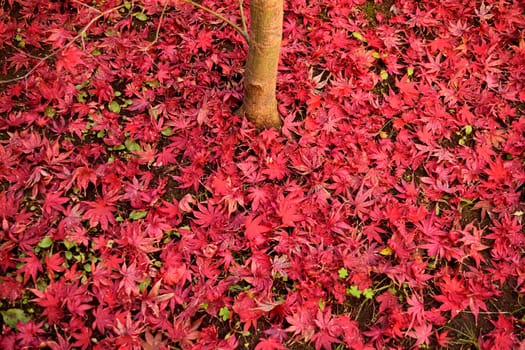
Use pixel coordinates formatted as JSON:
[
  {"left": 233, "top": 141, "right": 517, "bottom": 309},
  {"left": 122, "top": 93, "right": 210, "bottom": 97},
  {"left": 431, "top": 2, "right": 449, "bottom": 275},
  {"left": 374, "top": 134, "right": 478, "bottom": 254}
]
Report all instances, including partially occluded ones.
[{"left": 1, "top": 0, "right": 524, "bottom": 349}]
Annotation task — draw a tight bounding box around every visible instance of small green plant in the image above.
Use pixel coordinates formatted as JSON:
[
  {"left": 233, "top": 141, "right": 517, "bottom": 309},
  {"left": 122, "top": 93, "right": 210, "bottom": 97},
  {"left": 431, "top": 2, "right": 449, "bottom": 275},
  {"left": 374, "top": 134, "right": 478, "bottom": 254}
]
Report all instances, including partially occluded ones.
[
  {"left": 1, "top": 309, "right": 30, "bottom": 329},
  {"left": 219, "top": 306, "right": 231, "bottom": 321}
]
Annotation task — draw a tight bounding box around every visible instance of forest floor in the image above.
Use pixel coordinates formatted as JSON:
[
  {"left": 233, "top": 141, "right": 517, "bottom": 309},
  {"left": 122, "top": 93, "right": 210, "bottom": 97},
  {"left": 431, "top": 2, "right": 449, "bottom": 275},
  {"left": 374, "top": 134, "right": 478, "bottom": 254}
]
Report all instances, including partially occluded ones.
[{"left": 1, "top": 0, "right": 524, "bottom": 349}]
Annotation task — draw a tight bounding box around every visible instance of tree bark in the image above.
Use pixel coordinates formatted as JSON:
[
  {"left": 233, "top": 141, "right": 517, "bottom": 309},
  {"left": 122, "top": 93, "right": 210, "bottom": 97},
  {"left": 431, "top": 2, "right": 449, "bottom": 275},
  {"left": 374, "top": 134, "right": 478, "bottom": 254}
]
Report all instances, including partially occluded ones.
[{"left": 239, "top": 0, "right": 283, "bottom": 129}]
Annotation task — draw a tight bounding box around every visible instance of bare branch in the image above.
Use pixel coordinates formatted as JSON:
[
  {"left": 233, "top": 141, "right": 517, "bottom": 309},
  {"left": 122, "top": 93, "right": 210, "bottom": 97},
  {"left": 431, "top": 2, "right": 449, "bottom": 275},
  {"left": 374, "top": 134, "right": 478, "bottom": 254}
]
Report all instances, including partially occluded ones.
[
  {"left": 238, "top": 0, "right": 248, "bottom": 37},
  {"left": 183, "top": 0, "right": 249, "bottom": 43}
]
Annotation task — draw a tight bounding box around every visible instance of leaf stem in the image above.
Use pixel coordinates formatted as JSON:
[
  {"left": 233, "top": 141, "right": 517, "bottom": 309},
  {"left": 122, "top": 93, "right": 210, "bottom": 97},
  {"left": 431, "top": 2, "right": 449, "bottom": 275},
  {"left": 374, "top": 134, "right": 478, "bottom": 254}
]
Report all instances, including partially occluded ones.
[{"left": 183, "top": 0, "right": 249, "bottom": 43}]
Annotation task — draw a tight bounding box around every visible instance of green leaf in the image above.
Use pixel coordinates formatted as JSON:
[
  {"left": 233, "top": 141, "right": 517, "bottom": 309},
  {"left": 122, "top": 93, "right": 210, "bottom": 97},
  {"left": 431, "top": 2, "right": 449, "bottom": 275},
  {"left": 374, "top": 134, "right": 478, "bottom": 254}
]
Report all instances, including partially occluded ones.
[
  {"left": 379, "top": 246, "right": 394, "bottom": 256},
  {"left": 338, "top": 267, "right": 348, "bottom": 279},
  {"left": 45, "top": 106, "right": 56, "bottom": 118},
  {"left": 219, "top": 306, "right": 230, "bottom": 321},
  {"left": 380, "top": 70, "right": 389, "bottom": 80},
  {"left": 112, "top": 144, "right": 126, "bottom": 151},
  {"left": 77, "top": 91, "right": 88, "bottom": 103},
  {"left": 161, "top": 127, "right": 174, "bottom": 136},
  {"left": 64, "top": 251, "right": 73, "bottom": 260},
  {"left": 352, "top": 31, "right": 366, "bottom": 41},
  {"left": 139, "top": 278, "right": 151, "bottom": 293},
  {"left": 465, "top": 125, "right": 473, "bottom": 135},
  {"left": 125, "top": 139, "right": 141, "bottom": 152},
  {"left": 149, "top": 108, "right": 159, "bottom": 120},
  {"left": 134, "top": 12, "right": 148, "bottom": 21},
  {"left": 318, "top": 298, "right": 325, "bottom": 311},
  {"left": 63, "top": 240, "right": 75, "bottom": 250},
  {"left": 363, "top": 288, "right": 374, "bottom": 300},
  {"left": 108, "top": 101, "right": 121, "bottom": 113},
  {"left": 129, "top": 210, "right": 148, "bottom": 220},
  {"left": 346, "top": 285, "right": 361, "bottom": 298},
  {"left": 1, "top": 309, "right": 30, "bottom": 328},
  {"left": 38, "top": 237, "right": 53, "bottom": 249},
  {"left": 145, "top": 80, "right": 160, "bottom": 88}
]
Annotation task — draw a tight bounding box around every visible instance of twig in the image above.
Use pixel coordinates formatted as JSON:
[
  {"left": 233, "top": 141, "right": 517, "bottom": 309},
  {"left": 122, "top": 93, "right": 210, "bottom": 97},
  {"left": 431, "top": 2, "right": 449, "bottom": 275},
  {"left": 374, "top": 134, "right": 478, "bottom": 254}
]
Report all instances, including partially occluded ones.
[
  {"left": 0, "top": 4, "right": 126, "bottom": 85},
  {"left": 8, "top": 44, "right": 46, "bottom": 60},
  {"left": 71, "top": 0, "right": 102, "bottom": 13},
  {"left": 144, "top": 1, "right": 168, "bottom": 50},
  {"left": 183, "top": 0, "right": 249, "bottom": 43},
  {"left": 238, "top": 0, "right": 248, "bottom": 37}
]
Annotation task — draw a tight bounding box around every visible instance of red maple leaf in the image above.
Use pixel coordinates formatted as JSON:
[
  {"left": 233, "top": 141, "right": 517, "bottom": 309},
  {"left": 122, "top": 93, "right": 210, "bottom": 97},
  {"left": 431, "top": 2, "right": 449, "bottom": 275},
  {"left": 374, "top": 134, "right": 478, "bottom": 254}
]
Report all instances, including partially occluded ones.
[
  {"left": 57, "top": 46, "right": 85, "bottom": 73},
  {"left": 406, "top": 294, "right": 426, "bottom": 327},
  {"left": 31, "top": 285, "right": 63, "bottom": 325},
  {"left": 172, "top": 164, "right": 204, "bottom": 192},
  {"left": 196, "top": 30, "right": 214, "bottom": 51},
  {"left": 434, "top": 274, "right": 470, "bottom": 316},
  {"left": 247, "top": 185, "right": 271, "bottom": 211},
  {"left": 262, "top": 152, "right": 289, "bottom": 180},
  {"left": 487, "top": 315, "right": 518, "bottom": 349},
  {"left": 276, "top": 191, "right": 305, "bottom": 227},
  {"left": 113, "top": 313, "right": 145, "bottom": 349},
  {"left": 254, "top": 337, "right": 286, "bottom": 350},
  {"left": 0, "top": 277, "right": 23, "bottom": 301},
  {"left": 396, "top": 76, "right": 419, "bottom": 103},
  {"left": 141, "top": 331, "right": 166, "bottom": 350},
  {"left": 484, "top": 157, "right": 509, "bottom": 183},
  {"left": 122, "top": 176, "right": 153, "bottom": 209},
  {"left": 16, "top": 320, "right": 45, "bottom": 347},
  {"left": 286, "top": 309, "right": 315, "bottom": 340},
  {"left": 44, "top": 252, "right": 65, "bottom": 279},
  {"left": 312, "top": 308, "right": 342, "bottom": 350},
  {"left": 458, "top": 223, "right": 490, "bottom": 268},
  {"left": 72, "top": 166, "right": 97, "bottom": 193},
  {"left": 83, "top": 193, "right": 119, "bottom": 230},
  {"left": 244, "top": 214, "right": 271, "bottom": 247},
  {"left": 92, "top": 306, "right": 114, "bottom": 334},
  {"left": 348, "top": 186, "right": 374, "bottom": 220},
  {"left": 118, "top": 262, "right": 142, "bottom": 296},
  {"left": 233, "top": 292, "right": 261, "bottom": 332},
  {"left": 71, "top": 325, "right": 92, "bottom": 350},
  {"left": 114, "top": 222, "right": 160, "bottom": 255},
  {"left": 410, "top": 322, "right": 433, "bottom": 347},
  {"left": 19, "top": 253, "right": 43, "bottom": 283},
  {"left": 42, "top": 191, "right": 69, "bottom": 215},
  {"left": 46, "top": 27, "right": 74, "bottom": 48},
  {"left": 192, "top": 202, "right": 223, "bottom": 228}
]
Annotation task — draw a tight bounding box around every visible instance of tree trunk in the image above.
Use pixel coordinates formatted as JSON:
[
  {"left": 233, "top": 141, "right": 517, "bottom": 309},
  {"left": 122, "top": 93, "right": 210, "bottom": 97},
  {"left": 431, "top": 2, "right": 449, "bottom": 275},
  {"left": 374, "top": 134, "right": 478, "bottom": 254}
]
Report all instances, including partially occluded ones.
[{"left": 239, "top": 0, "right": 283, "bottom": 129}]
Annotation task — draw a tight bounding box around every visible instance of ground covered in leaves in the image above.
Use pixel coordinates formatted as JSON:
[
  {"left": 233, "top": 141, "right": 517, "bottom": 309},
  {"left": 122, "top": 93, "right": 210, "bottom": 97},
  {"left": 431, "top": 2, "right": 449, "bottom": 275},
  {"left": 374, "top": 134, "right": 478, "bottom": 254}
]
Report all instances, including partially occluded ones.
[{"left": 1, "top": 0, "right": 525, "bottom": 349}]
